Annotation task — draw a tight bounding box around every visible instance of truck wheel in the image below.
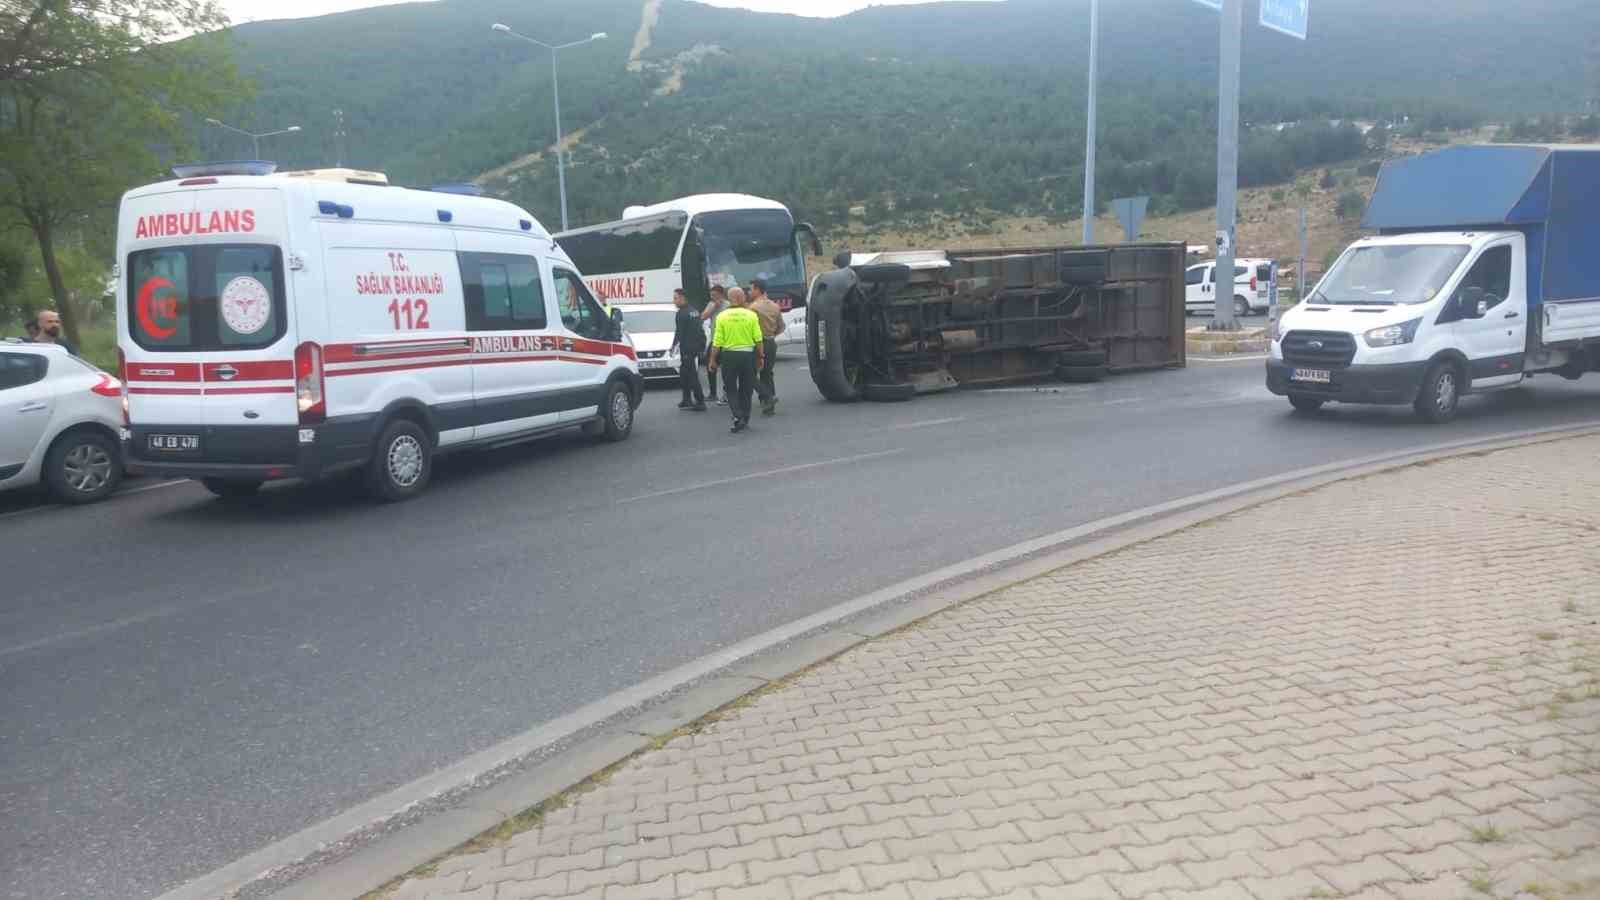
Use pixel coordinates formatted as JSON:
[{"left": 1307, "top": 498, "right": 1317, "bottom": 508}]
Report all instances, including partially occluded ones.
[
  {"left": 365, "top": 418, "right": 432, "bottom": 502},
  {"left": 595, "top": 379, "right": 635, "bottom": 442},
  {"left": 202, "top": 478, "right": 263, "bottom": 499},
  {"left": 45, "top": 429, "right": 122, "bottom": 504},
  {"left": 1414, "top": 361, "right": 1462, "bottom": 424},
  {"left": 808, "top": 270, "right": 862, "bottom": 403},
  {"left": 1058, "top": 349, "right": 1108, "bottom": 368},
  {"left": 863, "top": 381, "right": 916, "bottom": 402},
  {"left": 1287, "top": 395, "right": 1325, "bottom": 413},
  {"left": 1059, "top": 365, "right": 1107, "bottom": 383},
  {"left": 1234, "top": 296, "right": 1251, "bottom": 318}
]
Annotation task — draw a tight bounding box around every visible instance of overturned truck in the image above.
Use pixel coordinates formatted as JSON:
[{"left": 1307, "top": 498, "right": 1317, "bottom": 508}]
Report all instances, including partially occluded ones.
[{"left": 806, "top": 243, "right": 1187, "bottom": 401}]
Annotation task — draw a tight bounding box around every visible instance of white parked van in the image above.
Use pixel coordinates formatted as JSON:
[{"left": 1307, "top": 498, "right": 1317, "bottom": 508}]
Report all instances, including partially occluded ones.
[{"left": 116, "top": 163, "right": 642, "bottom": 501}]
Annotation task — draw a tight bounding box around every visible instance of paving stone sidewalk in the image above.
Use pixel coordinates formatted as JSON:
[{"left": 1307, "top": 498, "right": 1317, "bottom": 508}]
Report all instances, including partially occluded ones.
[{"left": 387, "top": 436, "right": 1600, "bottom": 900}]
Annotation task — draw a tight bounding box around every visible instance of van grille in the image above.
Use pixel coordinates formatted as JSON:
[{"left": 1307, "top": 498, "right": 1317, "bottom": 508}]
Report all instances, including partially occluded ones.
[{"left": 1282, "top": 330, "right": 1356, "bottom": 368}]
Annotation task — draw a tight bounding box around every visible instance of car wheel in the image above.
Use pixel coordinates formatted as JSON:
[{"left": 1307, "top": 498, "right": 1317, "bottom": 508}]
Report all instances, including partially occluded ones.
[
  {"left": 365, "top": 418, "right": 432, "bottom": 502},
  {"left": 45, "top": 429, "right": 122, "bottom": 504},
  {"left": 1235, "top": 296, "right": 1251, "bottom": 318},
  {"left": 1288, "top": 394, "right": 1325, "bottom": 413},
  {"left": 1059, "top": 364, "right": 1107, "bottom": 383},
  {"left": 1414, "top": 361, "right": 1462, "bottom": 424},
  {"left": 202, "top": 477, "right": 264, "bottom": 499},
  {"left": 596, "top": 379, "right": 635, "bottom": 441}
]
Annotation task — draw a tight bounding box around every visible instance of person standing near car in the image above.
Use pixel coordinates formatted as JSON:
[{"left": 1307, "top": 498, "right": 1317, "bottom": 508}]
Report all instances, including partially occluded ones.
[
  {"left": 34, "top": 309, "right": 76, "bottom": 356},
  {"left": 700, "top": 285, "right": 731, "bottom": 405},
  {"left": 706, "top": 287, "right": 764, "bottom": 433},
  {"left": 747, "top": 278, "right": 786, "bottom": 416},
  {"left": 671, "top": 288, "right": 707, "bottom": 411}
]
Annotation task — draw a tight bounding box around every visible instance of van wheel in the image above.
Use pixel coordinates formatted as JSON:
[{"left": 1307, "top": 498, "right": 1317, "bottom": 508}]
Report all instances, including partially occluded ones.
[
  {"left": 1414, "top": 361, "right": 1462, "bottom": 424},
  {"left": 595, "top": 380, "right": 635, "bottom": 442},
  {"left": 1235, "top": 296, "right": 1251, "bottom": 318},
  {"left": 45, "top": 430, "right": 122, "bottom": 504},
  {"left": 202, "top": 478, "right": 263, "bottom": 499},
  {"left": 808, "top": 270, "right": 862, "bottom": 403},
  {"left": 365, "top": 418, "right": 431, "bottom": 502},
  {"left": 1288, "top": 395, "right": 1325, "bottom": 413}
]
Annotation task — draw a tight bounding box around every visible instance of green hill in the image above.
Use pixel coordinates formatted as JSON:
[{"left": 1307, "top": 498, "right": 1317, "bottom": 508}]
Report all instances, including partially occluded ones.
[{"left": 206, "top": 0, "right": 1600, "bottom": 233}]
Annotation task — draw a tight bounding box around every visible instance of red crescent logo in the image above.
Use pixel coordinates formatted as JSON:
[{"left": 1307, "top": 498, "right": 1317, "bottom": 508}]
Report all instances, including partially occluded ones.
[{"left": 137, "top": 277, "right": 177, "bottom": 339}]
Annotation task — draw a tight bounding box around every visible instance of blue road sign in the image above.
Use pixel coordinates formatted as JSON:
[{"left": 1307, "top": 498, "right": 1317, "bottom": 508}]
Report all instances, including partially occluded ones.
[{"left": 1259, "top": 0, "right": 1309, "bottom": 39}]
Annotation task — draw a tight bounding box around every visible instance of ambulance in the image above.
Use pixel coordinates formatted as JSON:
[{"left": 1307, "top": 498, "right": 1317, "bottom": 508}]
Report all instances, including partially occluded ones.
[{"left": 117, "top": 163, "right": 642, "bottom": 501}]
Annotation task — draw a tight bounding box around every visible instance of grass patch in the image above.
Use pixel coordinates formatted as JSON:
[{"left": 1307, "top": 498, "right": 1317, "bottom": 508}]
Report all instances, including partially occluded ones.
[
  {"left": 1521, "top": 882, "right": 1559, "bottom": 900},
  {"left": 1466, "top": 871, "right": 1496, "bottom": 894},
  {"left": 1469, "top": 822, "right": 1507, "bottom": 844},
  {"left": 1563, "top": 600, "right": 1579, "bottom": 613},
  {"left": 1536, "top": 631, "right": 1560, "bottom": 642}
]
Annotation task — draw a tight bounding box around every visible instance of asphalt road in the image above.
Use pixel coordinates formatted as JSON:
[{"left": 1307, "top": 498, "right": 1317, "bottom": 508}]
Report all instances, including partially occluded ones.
[{"left": 6, "top": 352, "right": 1600, "bottom": 900}]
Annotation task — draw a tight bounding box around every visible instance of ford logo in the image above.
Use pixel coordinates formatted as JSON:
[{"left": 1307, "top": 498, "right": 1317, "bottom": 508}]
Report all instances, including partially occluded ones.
[{"left": 1307, "top": 340, "right": 1324, "bottom": 350}]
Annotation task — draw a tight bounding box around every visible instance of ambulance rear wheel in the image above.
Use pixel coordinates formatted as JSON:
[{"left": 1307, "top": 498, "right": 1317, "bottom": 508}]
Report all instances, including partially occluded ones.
[
  {"left": 202, "top": 478, "right": 262, "bottom": 499},
  {"left": 366, "top": 418, "right": 432, "bottom": 502}
]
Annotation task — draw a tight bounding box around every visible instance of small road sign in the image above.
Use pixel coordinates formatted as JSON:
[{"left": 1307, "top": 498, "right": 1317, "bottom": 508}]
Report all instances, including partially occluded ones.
[{"left": 1259, "top": 0, "right": 1309, "bottom": 39}]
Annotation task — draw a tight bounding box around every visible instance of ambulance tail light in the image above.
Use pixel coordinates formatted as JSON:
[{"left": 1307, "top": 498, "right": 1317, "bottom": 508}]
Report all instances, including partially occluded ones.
[
  {"left": 116, "top": 349, "right": 129, "bottom": 425},
  {"left": 295, "top": 341, "right": 326, "bottom": 424}
]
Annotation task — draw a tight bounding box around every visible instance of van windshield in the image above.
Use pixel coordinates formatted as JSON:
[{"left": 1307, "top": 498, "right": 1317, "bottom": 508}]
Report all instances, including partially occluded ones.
[
  {"left": 127, "top": 245, "right": 286, "bottom": 350},
  {"left": 1312, "top": 244, "right": 1469, "bottom": 306}
]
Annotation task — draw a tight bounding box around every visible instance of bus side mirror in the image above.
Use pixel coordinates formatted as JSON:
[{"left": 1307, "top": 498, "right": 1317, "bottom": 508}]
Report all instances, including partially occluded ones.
[{"left": 795, "top": 222, "right": 823, "bottom": 257}]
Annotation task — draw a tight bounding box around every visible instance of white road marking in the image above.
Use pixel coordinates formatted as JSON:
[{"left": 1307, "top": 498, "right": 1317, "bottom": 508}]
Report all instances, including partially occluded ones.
[
  {"left": 888, "top": 416, "right": 965, "bottom": 431},
  {"left": 618, "top": 448, "right": 906, "bottom": 504}
]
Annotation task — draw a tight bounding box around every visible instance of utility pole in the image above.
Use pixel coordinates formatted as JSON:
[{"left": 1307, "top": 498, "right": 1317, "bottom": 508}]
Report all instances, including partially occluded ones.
[
  {"left": 1081, "top": 0, "right": 1099, "bottom": 245},
  {"left": 333, "top": 108, "right": 347, "bottom": 167},
  {"left": 1208, "top": 0, "right": 1242, "bottom": 331},
  {"left": 1296, "top": 206, "right": 1308, "bottom": 303}
]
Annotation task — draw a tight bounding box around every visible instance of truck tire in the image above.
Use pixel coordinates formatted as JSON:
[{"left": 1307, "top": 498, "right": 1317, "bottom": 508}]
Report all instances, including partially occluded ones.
[
  {"left": 202, "top": 477, "right": 263, "bottom": 499},
  {"left": 44, "top": 429, "right": 122, "bottom": 504},
  {"left": 862, "top": 381, "right": 916, "bottom": 402},
  {"left": 1413, "top": 361, "right": 1462, "bottom": 424},
  {"left": 808, "top": 270, "right": 862, "bottom": 403},
  {"left": 1058, "top": 364, "right": 1107, "bottom": 383},
  {"left": 1058, "top": 349, "right": 1108, "bottom": 368},
  {"left": 365, "top": 418, "right": 432, "bottom": 502},
  {"left": 1287, "top": 395, "right": 1325, "bottom": 413}
]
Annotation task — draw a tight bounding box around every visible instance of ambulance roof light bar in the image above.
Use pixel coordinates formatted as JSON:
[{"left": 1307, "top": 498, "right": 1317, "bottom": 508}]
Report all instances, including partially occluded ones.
[{"left": 171, "top": 161, "right": 278, "bottom": 179}]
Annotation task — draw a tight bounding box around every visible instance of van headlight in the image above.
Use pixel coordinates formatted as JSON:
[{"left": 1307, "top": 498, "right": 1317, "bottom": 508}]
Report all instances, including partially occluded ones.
[{"left": 1363, "top": 318, "right": 1422, "bottom": 348}]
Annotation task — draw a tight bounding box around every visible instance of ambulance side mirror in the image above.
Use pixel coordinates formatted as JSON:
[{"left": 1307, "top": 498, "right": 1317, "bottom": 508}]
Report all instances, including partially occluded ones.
[{"left": 608, "top": 308, "right": 625, "bottom": 340}]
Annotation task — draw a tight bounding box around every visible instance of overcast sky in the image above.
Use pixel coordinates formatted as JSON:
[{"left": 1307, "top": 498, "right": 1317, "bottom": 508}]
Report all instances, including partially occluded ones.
[{"left": 221, "top": 0, "right": 981, "bottom": 25}]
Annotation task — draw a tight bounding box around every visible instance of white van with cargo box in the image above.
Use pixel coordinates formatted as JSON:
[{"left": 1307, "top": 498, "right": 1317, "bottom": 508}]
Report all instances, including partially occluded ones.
[{"left": 117, "top": 163, "right": 642, "bottom": 501}]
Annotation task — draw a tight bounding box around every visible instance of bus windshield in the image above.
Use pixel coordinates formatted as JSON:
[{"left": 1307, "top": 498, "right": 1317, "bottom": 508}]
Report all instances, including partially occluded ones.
[{"left": 698, "top": 209, "right": 803, "bottom": 291}]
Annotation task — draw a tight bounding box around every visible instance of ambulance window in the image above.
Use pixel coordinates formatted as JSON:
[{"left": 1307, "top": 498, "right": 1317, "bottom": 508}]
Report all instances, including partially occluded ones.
[
  {"left": 554, "top": 269, "right": 607, "bottom": 339},
  {"left": 462, "top": 252, "right": 547, "bottom": 331},
  {"left": 126, "top": 245, "right": 285, "bottom": 351}
]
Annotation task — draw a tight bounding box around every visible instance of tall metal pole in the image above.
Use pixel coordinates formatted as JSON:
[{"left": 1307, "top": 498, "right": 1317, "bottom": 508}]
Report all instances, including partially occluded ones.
[
  {"left": 1297, "top": 206, "right": 1308, "bottom": 302},
  {"left": 251, "top": 134, "right": 261, "bottom": 160},
  {"left": 1209, "top": 0, "right": 1242, "bottom": 331},
  {"left": 551, "top": 50, "right": 569, "bottom": 232},
  {"left": 1081, "top": 0, "right": 1099, "bottom": 245}
]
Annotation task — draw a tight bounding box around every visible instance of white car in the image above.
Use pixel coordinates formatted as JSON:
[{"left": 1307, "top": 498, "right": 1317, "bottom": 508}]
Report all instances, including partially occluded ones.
[
  {"left": 0, "top": 341, "right": 126, "bottom": 504},
  {"left": 619, "top": 303, "right": 685, "bottom": 380}
]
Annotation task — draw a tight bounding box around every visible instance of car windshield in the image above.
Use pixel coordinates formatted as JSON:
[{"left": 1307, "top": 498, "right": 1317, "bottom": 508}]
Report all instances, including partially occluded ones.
[
  {"left": 697, "top": 209, "right": 803, "bottom": 291},
  {"left": 1313, "top": 244, "right": 1469, "bottom": 306},
  {"left": 622, "top": 309, "right": 678, "bottom": 333}
]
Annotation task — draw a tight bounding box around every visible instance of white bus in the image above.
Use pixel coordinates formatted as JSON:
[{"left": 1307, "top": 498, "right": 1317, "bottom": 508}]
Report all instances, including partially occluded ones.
[{"left": 554, "top": 194, "right": 822, "bottom": 343}]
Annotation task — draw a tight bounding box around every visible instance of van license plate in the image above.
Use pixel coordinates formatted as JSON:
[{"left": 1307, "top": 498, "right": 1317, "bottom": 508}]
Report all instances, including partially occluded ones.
[
  {"left": 149, "top": 434, "right": 200, "bottom": 452},
  {"left": 1291, "top": 368, "right": 1331, "bottom": 384}
]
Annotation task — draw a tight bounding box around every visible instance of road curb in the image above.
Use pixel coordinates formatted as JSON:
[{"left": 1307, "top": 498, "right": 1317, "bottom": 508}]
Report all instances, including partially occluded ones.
[{"left": 166, "top": 421, "right": 1600, "bottom": 900}]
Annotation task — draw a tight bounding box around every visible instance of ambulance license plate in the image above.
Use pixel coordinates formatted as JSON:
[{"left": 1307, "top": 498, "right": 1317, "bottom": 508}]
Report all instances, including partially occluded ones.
[
  {"left": 1291, "top": 368, "right": 1331, "bottom": 384},
  {"left": 148, "top": 433, "right": 200, "bottom": 452}
]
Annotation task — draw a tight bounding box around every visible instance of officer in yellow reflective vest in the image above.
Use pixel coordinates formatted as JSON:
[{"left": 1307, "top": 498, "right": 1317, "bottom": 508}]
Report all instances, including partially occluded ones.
[{"left": 706, "top": 287, "right": 765, "bottom": 433}]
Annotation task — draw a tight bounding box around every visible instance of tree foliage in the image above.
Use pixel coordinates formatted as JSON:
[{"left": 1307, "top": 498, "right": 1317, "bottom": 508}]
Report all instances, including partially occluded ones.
[{"left": 0, "top": 0, "right": 243, "bottom": 343}]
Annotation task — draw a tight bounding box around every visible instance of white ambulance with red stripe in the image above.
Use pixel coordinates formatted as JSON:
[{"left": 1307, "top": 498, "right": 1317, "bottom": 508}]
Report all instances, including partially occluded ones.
[{"left": 117, "top": 163, "right": 642, "bottom": 501}]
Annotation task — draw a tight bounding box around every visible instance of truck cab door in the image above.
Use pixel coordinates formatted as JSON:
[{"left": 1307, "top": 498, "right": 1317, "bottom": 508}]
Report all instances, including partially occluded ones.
[{"left": 1450, "top": 243, "right": 1525, "bottom": 388}]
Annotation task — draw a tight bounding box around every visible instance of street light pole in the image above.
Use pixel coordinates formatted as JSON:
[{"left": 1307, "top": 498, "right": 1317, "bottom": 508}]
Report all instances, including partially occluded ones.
[
  {"left": 1081, "top": 0, "right": 1099, "bottom": 245},
  {"left": 1209, "top": 0, "right": 1243, "bottom": 331},
  {"left": 204, "top": 118, "right": 302, "bottom": 161},
  {"left": 492, "top": 24, "right": 608, "bottom": 232}
]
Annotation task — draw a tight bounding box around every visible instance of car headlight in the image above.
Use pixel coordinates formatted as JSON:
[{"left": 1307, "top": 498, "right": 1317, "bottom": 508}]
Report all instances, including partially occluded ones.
[{"left": 1363, "top": 318, "right": 1422, "bottom": 348}]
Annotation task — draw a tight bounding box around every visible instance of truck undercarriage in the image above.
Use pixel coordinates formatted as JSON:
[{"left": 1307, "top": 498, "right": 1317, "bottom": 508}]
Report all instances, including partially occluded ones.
[{"left": 806, "top": 243, "right": 1187, "bottom": 401}]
